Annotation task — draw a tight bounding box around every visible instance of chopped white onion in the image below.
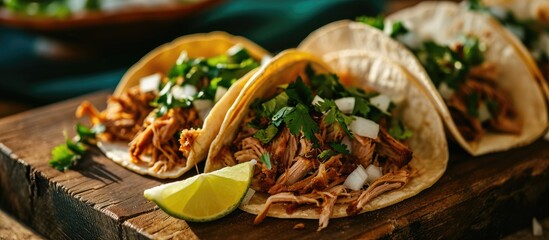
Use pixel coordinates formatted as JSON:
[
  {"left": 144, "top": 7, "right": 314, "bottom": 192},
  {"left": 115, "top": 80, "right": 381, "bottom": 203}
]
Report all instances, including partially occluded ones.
[
  {"left": 350, "top": 116, "right": 380, "bottom": 139},
  {"left": 365, "top": 165, "right": 382, "bottom": 184},
  {"left": 344, "top": 165, "right": 368, "bottom": 191},
  {"left": 438, "top": 82, "right": 455, "bottom": 100},
  {"left": 335, "top": 97, "right": 355, "bottom": 114},
  {"left": 240, "top": 188, "right": 256, "bottom": 206},
  {"left": 176, "top": 51, "right": 188, "bottom": 65},
  {"left": 227, "top": 44, "right": 244, "bottom": 56},
  {"left": 261, "top": 55, "right": 272, "bottom": 66},
  {"left": 341, "top": 136, "right": 353, "bottom": 154},
  {"left": 193, "top": 99, "right": 214, "bottom": 120},
  {"left": 139, "top": 73, "right": 161, "bottom": 93},
  {"left": 478, "top": 102, "right": 491, "bottom": 122},
  {"left": 214, "top": 87, "right": 228, "bottom": 103},
  {"left": 312, "top": 95, "right": 324, "bottom": 106},
  {"left": 533, "top": 217, "right": 543, "bottom": 236},
  {"left": 370, "top": 94, "right": 391, "bottom": 113},
  {"left": 171, "top": 85, "right": 197, "bottom": 100}
]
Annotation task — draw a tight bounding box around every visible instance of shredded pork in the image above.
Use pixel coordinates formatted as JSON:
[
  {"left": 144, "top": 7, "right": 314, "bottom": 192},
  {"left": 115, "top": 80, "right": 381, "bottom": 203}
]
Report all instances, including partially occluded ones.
[
  {"left": 76, "top": 86, "right": 155, "bottom": 141},
  {"left": 233, "top": 109, "right": 413, "bottom": 230},
  {"left": 447, "top": 61, "right": 521, "bottom": 141}
]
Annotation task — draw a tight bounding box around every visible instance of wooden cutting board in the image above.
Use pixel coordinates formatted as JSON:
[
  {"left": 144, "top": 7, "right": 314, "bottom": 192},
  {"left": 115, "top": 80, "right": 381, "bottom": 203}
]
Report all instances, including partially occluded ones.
[{"left": 0, "top": 91, "right": 548, "bottom": 239}]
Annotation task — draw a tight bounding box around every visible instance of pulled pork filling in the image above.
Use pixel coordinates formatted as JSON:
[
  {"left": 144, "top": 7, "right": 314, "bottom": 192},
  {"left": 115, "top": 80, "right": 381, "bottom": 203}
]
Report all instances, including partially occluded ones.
[
  {"left": 415, "top": 37, "right": 521, "bottom": 142},
  {"left": 356, "top": 16, "right": 523, "bottom": 142},
  {"left": 76, "top": 45, "right": 260, "bottom": 174},
  {"left": 447, "top": 63, "right": 521, "bottom": 141},
  {"left": 76, "top": 86, "right": 155, "bottom": 142},
  {"left": 216, "top": 68, "right": 414, "bottom": 231}
]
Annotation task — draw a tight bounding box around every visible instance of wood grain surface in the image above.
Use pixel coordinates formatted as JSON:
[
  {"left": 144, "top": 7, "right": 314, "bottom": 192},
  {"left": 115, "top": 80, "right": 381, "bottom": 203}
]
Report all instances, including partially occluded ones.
[{"left": 0, "top": 91, "right": 548, "bottom": 239}]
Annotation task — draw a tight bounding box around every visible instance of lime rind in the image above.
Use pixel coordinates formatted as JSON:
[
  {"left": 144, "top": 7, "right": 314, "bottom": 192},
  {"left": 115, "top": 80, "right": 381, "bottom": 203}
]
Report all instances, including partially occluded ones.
[{"left": 144, "top": 161, "right": 255, "bottom": 222}]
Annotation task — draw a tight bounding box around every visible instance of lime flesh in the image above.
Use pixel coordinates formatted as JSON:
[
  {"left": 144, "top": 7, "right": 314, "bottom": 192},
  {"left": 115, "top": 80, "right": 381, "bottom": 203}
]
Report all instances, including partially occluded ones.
[{"left": 144, "top": 161, "right": 254, "bottom": 222}]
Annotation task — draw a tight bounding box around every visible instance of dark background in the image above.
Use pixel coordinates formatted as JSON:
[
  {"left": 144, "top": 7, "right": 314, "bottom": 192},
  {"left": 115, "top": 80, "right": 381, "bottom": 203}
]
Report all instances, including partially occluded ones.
[{"left": 0, "top": 0, "right": 386, "bottom": 116}]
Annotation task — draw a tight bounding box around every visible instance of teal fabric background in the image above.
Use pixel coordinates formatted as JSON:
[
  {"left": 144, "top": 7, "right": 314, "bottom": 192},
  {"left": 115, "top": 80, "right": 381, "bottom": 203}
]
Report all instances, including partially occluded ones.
[{"left": 0, "top": 0, "right": 383, "bottom": 106}]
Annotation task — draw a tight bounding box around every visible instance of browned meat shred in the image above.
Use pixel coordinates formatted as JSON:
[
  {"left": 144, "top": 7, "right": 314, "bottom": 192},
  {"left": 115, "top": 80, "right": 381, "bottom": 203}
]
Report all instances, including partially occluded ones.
[
  {"left": 129, "top": 107, "right": 202, "bottom": 173},
  {"left": 232, "top": 106, "right": 414, "bottom": 230},
  {"left": 375, "top": 128, "right": 413, "bottom": 168},
  {"left": 76, "top": 86, "right": 155, "bottom": 142},
  {"left": 446, "top": 62, "right": 521, "bottom": 141}
]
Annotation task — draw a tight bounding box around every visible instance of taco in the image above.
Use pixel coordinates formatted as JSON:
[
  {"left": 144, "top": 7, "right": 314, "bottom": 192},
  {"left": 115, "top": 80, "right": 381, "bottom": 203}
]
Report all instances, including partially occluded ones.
[
  {"left": 205, "top": 50, "right": 447, "bottom": 230},
  {"left": 76, "top": 32, "right": 269, "bottom": 178},
  {"left": 465, "top": 0, "right": 549, "bottom": 101},
  {"left": 298, "top": 2, "right": 547, "bottom": 156}
]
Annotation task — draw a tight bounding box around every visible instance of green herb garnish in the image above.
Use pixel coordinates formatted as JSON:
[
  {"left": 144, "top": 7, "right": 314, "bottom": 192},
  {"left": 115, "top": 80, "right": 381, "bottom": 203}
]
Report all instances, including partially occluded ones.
[
  {"left": 388, "top": 119, "right": 413, "bottom": 140},
  {"left": 356, "top": 15, "right": 384, "bottom": 30},
  {"left": 152, "top": 47, "right": 259, "bottom": 117},
  {"left": 283, "top": 103, "right": 319, "bottom": 144},
  {"left": 259, "top": 152, "right": 272, "bottom": 170},
  {"left": 253, "top": 124, "right": 279, "bottom": 144},
  {"left": 49, "top": 123, "right": 97, "bottom": 171}
]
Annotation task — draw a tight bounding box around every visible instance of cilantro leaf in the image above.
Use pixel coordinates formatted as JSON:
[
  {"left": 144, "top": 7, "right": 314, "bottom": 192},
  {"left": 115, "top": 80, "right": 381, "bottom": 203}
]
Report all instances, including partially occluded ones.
[
  {"left": 356, "top": 15, "right": 384, "bottom": 30},
  {"left": 415, "top": 41, "right": 469, "bottom": 90},
  {"left": 253, "top": 124, "right": 279, "bottom": 144},
  {"left": 318, "top": 150, "right": 337, "bottom": 161},
  {"left": 310, "top": 74, "right": 346, "bottom": 99},
  {"left": 283, "top": 103, "right": 319, "bottom": 143},
  {"left": 352, "top": 97, "right": 371, "bottom": 118},
  {"left": 272, "top": 106, "right": 294, "bottom": 127},
  {"left": 330, "top": 143, "right": 351, "bottom": 155},
  {"left": 49, "top": 144, "right": 80, "bottom": 171},
  {"left": 260, "top": 152, "right": 272, "bottom": 170},
  {"left": 461, "top": 36, "right": 485, "bottom": 66},
  {"left": 261, "top": 92, "right": 289, "bottom": 117},
  {"left": 317, "top": 99, "right": 354, "bottom": 138},
  {"left": 286, "top": 77, "right": 313, "bottom": 104},
  {"left": 390, "top": 21, "right": 409, "bottom": 38},
  {"left": 388, "top": 119, "right": 413, "bottom": 140}
]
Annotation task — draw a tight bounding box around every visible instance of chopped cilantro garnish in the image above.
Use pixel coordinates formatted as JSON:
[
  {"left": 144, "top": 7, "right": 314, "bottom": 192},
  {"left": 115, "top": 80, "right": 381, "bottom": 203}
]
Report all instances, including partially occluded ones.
[
  {"left": 462, "top": 36, "right": 485, "bottom": 66},
  {"left": 415, "top": 41, "right": 469, "bottom": 90},
  {"left": 152, "top": 47, "right": 259, "bottom": 117},
  {"left": 317, "top": 99, "right": 355, "bottom": 138},
  {"left": 318, "top": 150, "right": 337, "bottom": 161},
  {"left": 259, "top": 152, "right": 272, "bottom": 170},
  {"left": 261, "top": 92, "right": 289, "bottom": 117},
  {"left": 388, "top": 119, "right": 413, "bottom": 140},
  {"left": 318, "top": 143, "right": 350, "bottom": 161},
  {"left": 49, "top": 144, "right": 80, "bottom": 171},
  {"left": 253, "top": 124, "right": 279, "bottom": 144},
  {"left": 286, "top": 77, "right": 314, "bottom": 105},
  {"left": 356, "top": 15, "right": 384, "bottom": 30},
  {"left": 311, "top": 73, "right": 346, "bottom": 99},
  {"left": 390, "top": 21, "right": 409, "bottom": 38},
  {"left": 283, "top": 103, "right": 319, "bottom": 143},
  {"left": 49, "top": 123, "right": 98, "bottom": 171},
  {"left": 330, "top": 142, "right": 351, "bottom": 155},
  {"left": 272, "top": 106, "right": 294, "bottom": 127},
  {"left": 352, "top": 97, "right": 371, "bottom": 118},
  {"left": 356, "top": 15, "right": 408, "bottom": 38}
]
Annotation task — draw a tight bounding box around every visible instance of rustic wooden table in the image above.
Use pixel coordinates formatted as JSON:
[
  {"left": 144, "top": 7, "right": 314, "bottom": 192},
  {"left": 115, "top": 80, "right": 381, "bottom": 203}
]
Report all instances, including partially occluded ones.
[{"left": 0, "top": 91, "right": 548, "bottom": 239}]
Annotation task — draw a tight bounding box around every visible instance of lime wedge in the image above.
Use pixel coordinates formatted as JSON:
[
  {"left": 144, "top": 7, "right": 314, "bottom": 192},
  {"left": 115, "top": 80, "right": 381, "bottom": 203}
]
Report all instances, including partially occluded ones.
[{"left": 144, "top": 161, "right": 255, "bottom": 222}]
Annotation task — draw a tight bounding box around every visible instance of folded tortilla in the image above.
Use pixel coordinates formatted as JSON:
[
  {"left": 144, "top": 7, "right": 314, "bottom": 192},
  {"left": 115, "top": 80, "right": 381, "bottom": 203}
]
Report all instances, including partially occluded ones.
[
  {"left": 98, "top": 32, "right": 269, "bottom": 178},
  {"left": 465, "top": 0, "right": 549, "bottom": 101},
  {"left": 205, "top": 50, "right": 448, "bottom": 219},
  {"left": 299, "top": 2, "right": 547, "bottom": 156}
]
